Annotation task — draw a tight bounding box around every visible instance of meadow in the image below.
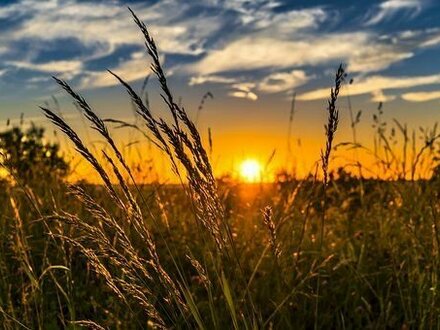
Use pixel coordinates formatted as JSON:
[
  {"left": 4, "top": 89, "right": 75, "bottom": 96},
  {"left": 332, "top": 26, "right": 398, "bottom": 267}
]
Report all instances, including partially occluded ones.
[{"left": 1, "top": 9, "right": 440, "bottom": 330}]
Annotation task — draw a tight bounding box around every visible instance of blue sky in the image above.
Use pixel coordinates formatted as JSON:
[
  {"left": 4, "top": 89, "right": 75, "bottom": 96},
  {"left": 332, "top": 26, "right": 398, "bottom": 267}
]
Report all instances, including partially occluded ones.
[{"left": 2, "top": 0, "right": 440, "bottom": 177}]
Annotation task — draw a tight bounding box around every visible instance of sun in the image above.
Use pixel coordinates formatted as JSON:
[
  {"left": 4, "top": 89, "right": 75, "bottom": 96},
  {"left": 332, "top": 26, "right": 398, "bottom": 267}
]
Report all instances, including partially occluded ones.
[{"left": 240, "top": 159, "right": 262, "bottom": 182}]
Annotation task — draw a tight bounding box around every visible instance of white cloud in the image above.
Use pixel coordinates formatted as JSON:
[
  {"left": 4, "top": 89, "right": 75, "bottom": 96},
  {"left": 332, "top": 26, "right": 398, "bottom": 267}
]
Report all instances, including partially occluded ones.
[
  {"left": 190, "top": 70, "right": 310, "bottom": 99},
  {"left": 371, "top": 90, "right": 397, "bottom": 102},
  {"left": 189, "top": 75, "right": 237, "bottom": 86},
  {"left": 365, "top": 0, "right": 423, "bottom": 26},
  {"left": 1, "top": 1, "right": 215, "bottom": 57},
  {"left": 298, "top": 73, "right": 440, "bottom": 101},
  {"left": 193, "top": 32, "right": 416, "bottom": 75},
  {"left": 386, "top": 28, "right": 440, "bottom": 50},
  {"left": 401, "top": 91, "right": 440, "bottom": 102},
  {"left": 80, "top": 53, "right": 152, "bottom": 89},
  {"left": 251, "top": 8, "right": 327, "bottom": 32},
  {"left": 229, "top": 90, "right": 258, "bottom": 101},
  {"left": 348, "top": 46, "right": 413, "bottom": 72},
  {"left": 228, "top": 82, "right": 258, "bottom": 101},
  {"left": 381, "top": 0, "right": 422, "bottom": 10},
  {"left": 7, "top": 60, "right": 83, "bottom": 73},
  {"left": 6, "top": 60, "right": 83, "bottom": 80},
  {"left": 0, "top": 0, "right": 225, "bottom": 87},
  {"left": 258, "top": 70, "right": 310, "bottom": 93},
  {"left": 212, "top": 0, "right": 278, "bottom": 21},
  {"left": 186, "top": 4, "right": 440, "bottom": 78},
  {"left": 232, "top": 82, "right": 256, "bottom": 92},
  {"left": 215, "top": 0, "right": 325, "bottom": 32}
]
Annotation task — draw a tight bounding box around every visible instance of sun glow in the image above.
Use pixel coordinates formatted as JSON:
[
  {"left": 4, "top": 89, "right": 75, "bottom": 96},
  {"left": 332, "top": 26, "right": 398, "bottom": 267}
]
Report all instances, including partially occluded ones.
[{"left": 240, "top": 159, "right": 262, "bottom": 182}]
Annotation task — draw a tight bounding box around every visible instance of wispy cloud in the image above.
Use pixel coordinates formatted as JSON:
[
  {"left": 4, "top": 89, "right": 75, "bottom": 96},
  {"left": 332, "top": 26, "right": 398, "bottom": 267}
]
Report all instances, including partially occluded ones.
[
  {"left": 189, "top": 75, "right": 238, "bottom": 86},
  {"left": 7, "top": 60, "right": 83, "bottom": 79},
  {"left": 258, "top": 70, "right": 310, "bottom": 93},
  {"left": 0, "top": 0, "right": 223, "bottom": 87},
  {"left": 190, "top": 70, "right": 310, "bottom": 100},
  {"left": 79, "top": 52, "right": 151, "bottom": 89},
  {"left": 2, "top": 0, "right": 213, "bottom": 56},
  {"left": 229, "top": 90, "right": 258, "bottom": 101},
  {"left": 229, "top": 83, "right": 258, "bottom": 101},
  {"left": 401, "top": 91, "right": 440, "bottom": 102},
  {"left": 365, "top": 0, "right": 423, "bottom": 26},
  {"left": 191, "top": 29, "right": 440, "bottom": 76},
  {"left": 371, "top": 89, "right": 397, "bottom": 103},
  {"left": 298, "top": 73, "right": 440, "bottom": 101},
  {"left": 214, "top": 0, "right": 325, "bottom": 31}
]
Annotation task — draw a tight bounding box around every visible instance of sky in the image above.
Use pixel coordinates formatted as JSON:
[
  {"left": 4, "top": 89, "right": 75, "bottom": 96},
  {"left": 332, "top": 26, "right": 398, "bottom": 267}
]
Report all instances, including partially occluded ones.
[{"left": 1, "top": 0, "right": 440, "bottom": 180}]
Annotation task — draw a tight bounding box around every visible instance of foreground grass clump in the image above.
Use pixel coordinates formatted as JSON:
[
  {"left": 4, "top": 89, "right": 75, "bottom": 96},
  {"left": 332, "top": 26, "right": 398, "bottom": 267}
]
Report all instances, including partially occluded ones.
[{"left": 1, "top": 8, "right": 440, "bottom": 330}]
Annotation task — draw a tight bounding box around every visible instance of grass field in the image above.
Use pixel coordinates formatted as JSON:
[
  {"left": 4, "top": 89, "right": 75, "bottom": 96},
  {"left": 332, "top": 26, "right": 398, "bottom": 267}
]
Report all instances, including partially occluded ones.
[{"left": 1, "top": 9, "right": 440, "bottom": 330}]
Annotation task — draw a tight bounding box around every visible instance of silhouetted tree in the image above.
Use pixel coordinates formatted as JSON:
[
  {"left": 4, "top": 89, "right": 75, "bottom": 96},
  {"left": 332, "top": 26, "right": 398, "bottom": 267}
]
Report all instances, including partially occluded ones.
[{"left": 0, "top": 124, "right": 69, "bottom": 184}]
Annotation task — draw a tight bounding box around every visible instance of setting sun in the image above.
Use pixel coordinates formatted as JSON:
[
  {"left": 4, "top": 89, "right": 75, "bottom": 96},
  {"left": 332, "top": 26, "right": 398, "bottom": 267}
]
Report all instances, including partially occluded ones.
[{"left": 240, "top": 159, "right": 262, "bottom": 182}]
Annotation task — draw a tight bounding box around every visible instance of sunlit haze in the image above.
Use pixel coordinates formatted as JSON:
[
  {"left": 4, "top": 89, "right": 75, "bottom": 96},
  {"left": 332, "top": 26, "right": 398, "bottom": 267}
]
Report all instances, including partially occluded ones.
[{"left": 239, "top": 159, "right": 262, "bottom": 182}]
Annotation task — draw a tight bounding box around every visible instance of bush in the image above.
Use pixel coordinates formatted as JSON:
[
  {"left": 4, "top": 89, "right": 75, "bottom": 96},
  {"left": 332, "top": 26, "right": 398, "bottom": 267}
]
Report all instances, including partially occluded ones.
[{"left": 0, "top": 123, "right": 69, "bottom": 184}]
